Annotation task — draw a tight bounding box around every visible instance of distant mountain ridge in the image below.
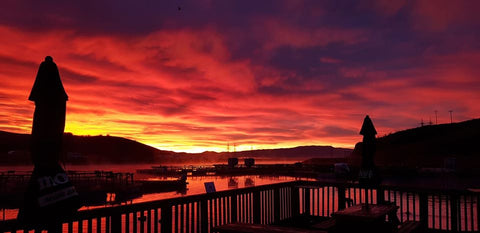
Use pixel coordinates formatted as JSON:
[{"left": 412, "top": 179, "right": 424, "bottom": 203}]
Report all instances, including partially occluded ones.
[{"left": 0, "top": 130, "right": 352, "bottom": 165}]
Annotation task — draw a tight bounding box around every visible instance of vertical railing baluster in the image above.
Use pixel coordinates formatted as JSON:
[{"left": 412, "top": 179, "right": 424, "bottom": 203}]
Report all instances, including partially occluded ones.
[
  {"left": 376, "top": 187, "right": 384, "bottom": 205},
  {"left": 147, "top": 209, "right": 152, "bottom": 233},
  {"left": 209, "top": 199, "right": 214, "bottom": 230},
  {"left": 126, "top": 212, "right": 130, "bottom": 233},
  {"left": 111, "top": 213, "right": 121, "bottom": 233},
  {"left": 217, "top": 198, "right": 220, "bottom": 227},
  {"left": 260, "top": 191, "right": 264, "bottom": 224},
  {"left": 463, "top": 195, "right": 467, "bottom": 231},
  {"left": 273, "top": 188, "right": 280, "bottom": 223},
  {"left": 224, "top": 197, "right": 228, "bottom": 225},
  {"left": 439, "top": 195, "right": 443, "bottom": 230},
  {"left": 68, "top": 221, "right": 73, "bottom": 233},
  {"left": 322, "top": 187, "right": 325, "bottom": 216},
  {"left": 154, "top": 209, "right": 158, "bottom": 233},
  {"left": 87, "top": 219, "right": 92, "bottom": 233},
  {"left": 412, "top": 193, "right": 416, "bottom": 221},
  {"left": 432, "top": 195, "right": 435, "bottom": 229},
  {"left": 333, "top": 187, "right": 336, "bottom": 212},
  {"left": 106, "top": 216, "right": 111, "bottom": 233},
  {"left": 161, "top": 206, "right": 172, "bottom": 233},
  {"left": 232, "top": 194, "right": 237, "bottom": 223},
  {"left": 447, "top": 195, "right": 450, "bottom": 231},
  {"left": 314, "top": 188, "right": 318, "bottom": 215},
  {"left": 338, "top": 186, "right": 346, "bottom": 211},
  {"left": 180, "top": 204, "right": 184, "bottom": 233},
  {"left": 327, "top": 186, "right": 330, "bottom": 216},
  {"left": 186, "top": 203, "right": 190, "bottom": 233},
  {"left": 201, "top": 199, "right": 208, "bottom": 233},
  {"left": 451, "top": 194, "right": 459, "bottom": 232},
  {"left": 304, "top": 188, "right": 311, "bottom": 216},
  {"left": 356, "top": 188, "right": 360, "bottom": 204},
  {"left": 79, "top": 220, "right": 83, "bottom": 233},
  {"left": 133, "top": 211, "right": 137, "bottom": 233},
  {"left": 292, "top": 186, "right": 299, "bottom": 218},
  {"left": 419, "top": 193, "right": 428, "bottom": 231},
  {"left": 244, "top": 194, "right": 247, "bottom": 223},
  {"left": 406, "top": 192, "right": 410, "bottom": 221}
]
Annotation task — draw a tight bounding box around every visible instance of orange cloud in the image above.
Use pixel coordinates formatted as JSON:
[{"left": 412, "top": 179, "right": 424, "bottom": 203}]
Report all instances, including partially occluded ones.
[{"left": 0, "top": 1, "right": 479, "bottom": 153}]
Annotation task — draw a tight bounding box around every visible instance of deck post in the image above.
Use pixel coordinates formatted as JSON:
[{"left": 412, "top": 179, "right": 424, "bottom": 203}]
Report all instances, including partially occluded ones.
[
  {"left": 274, "top": 188, "right": 280, "bottom": 223},
  {"left": 111, "top": 213, "right": 121, "bottom": 233},
  {"left": 450, "top": 194, "right": 459, "bottom": 232},
  {"left": 201, "top": 199, "right": 209, "bottom": 233},
  {"left": 253, "top": 191, "right": 261, "bottom": 224},
  {"left": 161, "top": 205, "right": 172, "bottom": 233},
  {"left": 291, "top": 186, "right": 300, "bottom": 217},
  {"left": 419, "top": 192, "right": 428, "bottom": 231},
  {"left": 338, "top": 186, "right": 346, "bottom": 210}
]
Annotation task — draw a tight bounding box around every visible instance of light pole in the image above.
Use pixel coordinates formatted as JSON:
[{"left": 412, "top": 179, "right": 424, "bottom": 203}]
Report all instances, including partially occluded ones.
[{"left": 448, "top": 110, "right": 453, "bottom": 123}]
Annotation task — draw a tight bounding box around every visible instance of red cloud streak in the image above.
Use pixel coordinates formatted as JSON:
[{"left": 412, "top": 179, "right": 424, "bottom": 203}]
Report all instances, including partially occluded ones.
[{"left": 0, "top": 1, "right": 479, "bottom": 152}]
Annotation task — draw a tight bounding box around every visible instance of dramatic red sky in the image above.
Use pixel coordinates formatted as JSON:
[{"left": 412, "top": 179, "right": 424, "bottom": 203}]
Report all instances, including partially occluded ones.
[{"left": 0, "top": 1, "right": 479, "bottom": 152}]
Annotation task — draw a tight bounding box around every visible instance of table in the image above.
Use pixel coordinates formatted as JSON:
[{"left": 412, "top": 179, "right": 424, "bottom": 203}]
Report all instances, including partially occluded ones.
[{"left": 332, "top": 204, "right": 399, "bottom": 233}]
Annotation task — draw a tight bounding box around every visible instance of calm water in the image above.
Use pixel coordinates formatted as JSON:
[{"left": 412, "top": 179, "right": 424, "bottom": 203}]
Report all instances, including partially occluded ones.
[{"left": 0, "top": 163, "right": 304, "bottom": 221}]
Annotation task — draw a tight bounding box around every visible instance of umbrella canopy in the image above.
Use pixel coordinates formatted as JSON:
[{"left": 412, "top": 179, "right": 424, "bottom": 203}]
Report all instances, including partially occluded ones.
[
  {"left": 29, "top": 56, "right": 68, "bottom": 103},
  {"left": 360, "top": 115, "right": 377, "bottom": 136}
]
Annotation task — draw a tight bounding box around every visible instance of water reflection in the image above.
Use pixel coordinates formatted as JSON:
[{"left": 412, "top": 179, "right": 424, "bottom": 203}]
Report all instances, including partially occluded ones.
[{"left": 1, "top": 175, "right": 300, "bottom": 220}]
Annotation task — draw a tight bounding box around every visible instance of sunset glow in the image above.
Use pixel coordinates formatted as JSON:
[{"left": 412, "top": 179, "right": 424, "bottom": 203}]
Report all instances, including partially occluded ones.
[{"left": 0, "top": 1, "right": 479, "bottom": 152}]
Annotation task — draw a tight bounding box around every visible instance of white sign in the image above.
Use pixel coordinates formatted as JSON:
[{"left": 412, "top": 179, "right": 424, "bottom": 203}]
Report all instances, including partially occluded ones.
[{"left": 204, "top": 182, "right": 216, "bottom": 193}]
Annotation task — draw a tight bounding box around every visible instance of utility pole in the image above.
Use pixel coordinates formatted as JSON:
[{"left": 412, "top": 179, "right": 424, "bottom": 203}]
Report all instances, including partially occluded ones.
[
  {"left": 420, "top": 118, "right": 424, "bottom": 127},
  {"left": 434, "top": 110, "right": 438, "bottom": 124},
  {"left": 449, "top": 110, "right": 453, "bottom": 123}
]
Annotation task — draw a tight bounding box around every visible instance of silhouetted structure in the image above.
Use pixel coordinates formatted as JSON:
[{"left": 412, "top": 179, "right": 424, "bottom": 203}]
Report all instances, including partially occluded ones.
[
  {"left": 18, "top": 56, "right": 79, "bottom": 230},
  {"left": 358, "top": 115, "right": 380, "bottom": 186},
  {"left": 29, "top": 56, "right": 68, "bottom": 165}
]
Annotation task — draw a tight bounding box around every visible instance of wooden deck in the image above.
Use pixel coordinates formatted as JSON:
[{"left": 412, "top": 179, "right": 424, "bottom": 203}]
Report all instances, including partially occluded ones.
[{"left": 0, "top": 180, "right": 478, "bottom": 232}]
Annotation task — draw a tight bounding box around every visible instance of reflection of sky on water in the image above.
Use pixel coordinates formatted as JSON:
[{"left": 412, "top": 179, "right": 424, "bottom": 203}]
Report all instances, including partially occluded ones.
[{"left": 129, "top": 175, "right": 303, "bottom": 204}]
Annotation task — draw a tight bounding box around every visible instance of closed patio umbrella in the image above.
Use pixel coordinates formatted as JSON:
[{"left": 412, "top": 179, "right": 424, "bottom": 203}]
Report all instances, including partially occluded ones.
[{"left": 18, "top": 56, "right": 80, "bottom": 230}]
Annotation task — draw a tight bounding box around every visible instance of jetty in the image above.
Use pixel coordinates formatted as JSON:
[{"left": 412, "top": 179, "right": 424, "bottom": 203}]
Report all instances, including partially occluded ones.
[
  {"left": 0, "top": 170, "right": 186, "bottom": 207},
  {"left": 137, "top": 163, "right": 326, "bottom": 178}
]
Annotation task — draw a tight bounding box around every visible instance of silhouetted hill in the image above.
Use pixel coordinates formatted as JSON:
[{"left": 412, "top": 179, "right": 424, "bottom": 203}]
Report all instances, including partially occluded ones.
[
  {"left": 349, "top": 118, "right": 480, "bottom": 171},
  {"left": 0, "top": 131, "right": 352, "bottom": 165},
  {"left": 0, "top": 131, "right": 162, "bottom": 164}
]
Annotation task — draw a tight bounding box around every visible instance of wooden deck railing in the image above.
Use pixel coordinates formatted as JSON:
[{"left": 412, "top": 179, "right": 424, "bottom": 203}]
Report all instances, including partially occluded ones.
[{"left": 1, "top": 180, "right": 479, "bottom": 232}]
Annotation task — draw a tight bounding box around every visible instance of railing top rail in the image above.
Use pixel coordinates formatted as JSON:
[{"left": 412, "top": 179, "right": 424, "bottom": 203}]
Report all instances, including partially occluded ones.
[{"left": 0, "top": 180, "right": 302, "bottom": 228}]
